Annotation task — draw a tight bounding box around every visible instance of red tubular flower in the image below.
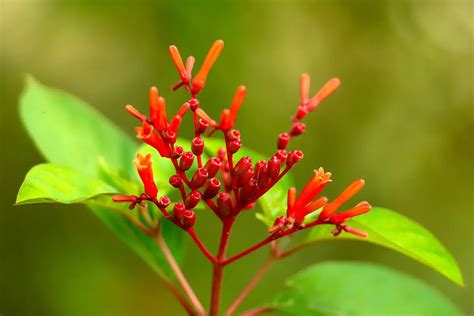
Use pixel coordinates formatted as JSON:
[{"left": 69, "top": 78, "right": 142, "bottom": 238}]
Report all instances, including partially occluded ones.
[
  {"left": 240, "top": 179, "right": 257, "bottom": 204},
  {"left": 168, "top": 115, "right": 183, "bottom": 134},
  {"left": 169, "top": 175, "right": 182, "bottom": 188},
  {"left": 202, "top": 178, "right": 221, "bottom": 199},
  {"left": 195, "top": 108, "right": 217, "bottom": 126},
  {"left": 229, "top": 140, "right": 242, "bottom": 153},
  {"left": 149, "top": 87, "right": 168, "bottom": 131},
  {"left": 307, "top": 78, "right": 341, "bottom": 111},
  {"left": 136, "top": 121, "right": 170, "bottom": 158},
  {"left": 342, "top": 225, "right": 368, "bottom": 238},
  {"left": 173, "top": 202, "right": 186, "bottom": 222},
  {"left": 234, "top": 157, "right": 252, "bottom": 176},
  {"left": 180, "top": 152, "right": 195, "bottom": 171},
  {"left": 219, "top": 109, "right": 233, "bottom": 131},
  {"left": 288, "top": 168, "right": 332, "bottom": 218},
  {"left": 217, "top": 192, "right": 233, "bottom": 217},
  {"left": 329, "top": 201, "right": 371, "bottom": 224},
  {"left": 185, "top": 56, "right": 195, "bottom": 77},
  {"left": 191, "top": 137, "right": 204, "bottom": 156},
  {"left": 134, "top": 153, "right": 158, "bottom": 199},
  {"left": 267, "top": 156, "right": 281, "bottom": 179},
  {"left": 192, "top": 40, "right": 224, "bottom": 94},
  {"left": 286, "top": 150, "right": 304, "bottom": 167},
  {"left": 169, "top": 45, "right": 189, "bottom": 83},
  {"left": 125, "top": 104, "right": 147, "bottom": 122},
  {"left": 237, "top": 167, "right": 254, "bottom": 187},
  {"left": 171, "top": 146, "right": 184, "bottom": 159},
  {"left": 197, "top": 119, "right": 209, "bottom": 134},
  {"left": 300, "top": 73, "right": 310, "bottom": 106},
  {"left": 277, "top": 133, "right": 290, "bottom": 150},
  {"left": 191, "top": 168, "right": 209, "bottom": 189},
  {"left": 112, "top": 194, "right": 138, "bottom": 203},
  {"left": 319, "top": 178, "right": 365, "bottom": 221},
  {"left": 204, "top": 157, "right": 222, "bottom": 178},
  {"left": 185, "top": 190, "right": 201, "bottom": 209},
  {"left": 230, "top": 85, "right": 247, "bottom": 125},
  {"left": 287, "top": 187, "right": 297, "bottom": 209},
  {"left": 182, "top": 210, "right": 196, "bottom": 229},
  {"left": 157, "top": 196, "right": 171, "bottom": 208},
  {"left": 178, "top": 102, "right": 191, "bottom": 117},
  {"left": 302, "top": 196, "right": 328, "bottom": 217},
  {"left": 290, "top": 122, "right": 306, "bottom": 136}
]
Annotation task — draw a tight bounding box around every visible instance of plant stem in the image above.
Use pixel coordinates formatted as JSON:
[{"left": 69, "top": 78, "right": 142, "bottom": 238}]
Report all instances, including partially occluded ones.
[
  {"left": 188, "top": 228, "right": 217, "bottom": 263},
  {"left": 239, "top": 306, "right": 274, "bottom": 316},
  {"left": 157, "top": 228, "right": 206, "bottom": 316},
  {"left": 225, "top": 257, "right": 274, "bottom": 316},
  {"left": 210, "top": 218, "right": 234, "bottom": 316},
  {"left": 163, "top": 279, "right": 196, "bottom": 316}
]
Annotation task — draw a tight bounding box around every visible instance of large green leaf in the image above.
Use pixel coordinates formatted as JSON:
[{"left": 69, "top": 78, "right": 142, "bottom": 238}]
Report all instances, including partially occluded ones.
[
  {"left": 305, "top": 207, "right": 463, "bottom": 285},
  {"left": 16, "top": 163, "right": 117, "bottom": 205},
  {"left": 20, "top": 76, "right": 136, "bottom": 178},
  {"left": 273, "top": 261, "right": 462, "bottom": 316},
  {"left": 204, "top": 138, "right": 294, "bottom": 226},
  {"left": 18, "top": 77, "right": 185, "bottom": 278}
]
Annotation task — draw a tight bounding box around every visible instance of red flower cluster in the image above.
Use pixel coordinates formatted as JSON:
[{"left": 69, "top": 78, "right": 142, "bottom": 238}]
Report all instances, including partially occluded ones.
[{"left": 113, "top": 39, "right": 370, "bottom": 245}]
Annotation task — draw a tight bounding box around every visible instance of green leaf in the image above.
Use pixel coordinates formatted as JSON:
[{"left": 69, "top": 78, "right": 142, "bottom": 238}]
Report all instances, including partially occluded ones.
[
  {"left": 273, "top": 261, "right": 462, "bottom": 316},
  {"left": 18, "top": 77, "right": 185, "bottom": 279},
  {"left": 305, "top": 207, "right": 463, "bottom": 285},
  {"left": 16, "top": 163, "right": 117, "bottom": 205},
  {"left": 204, "top": 138, "right": 294, "bottom": 226},
  {"left": 20, "top": 76, "right": 136, "bottom": 178}
]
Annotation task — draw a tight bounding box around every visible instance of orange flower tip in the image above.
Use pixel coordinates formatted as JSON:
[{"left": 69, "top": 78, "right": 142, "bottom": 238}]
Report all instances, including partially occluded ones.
[
  {"left": 230, "top": 85, "right": 247, "bottom": 122},
  {"left": 134, "top": 153, "right": 152, "bottom": 169},
  {"left": 125, "top": 104, "right": 147, "bottom": 122},
  {"left": 112, "top": 195, "right": 137, "bottom": 203},
  {"left": 287, "top": 187, "right": 297, "bottom": 209},
  {"left": 191, "top": 40, "right": 225, "bottom": 94},
  {"left": 219, "top": 108, "right": 233, "bottom": 131},
  {"left": 185, "top": 56, "right": 195, "bottom": 76}
]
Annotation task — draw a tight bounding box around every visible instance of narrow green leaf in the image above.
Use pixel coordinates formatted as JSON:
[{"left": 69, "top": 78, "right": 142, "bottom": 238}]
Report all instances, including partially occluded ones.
[
  {"left": 204, "top": 138, "right": 294, "bottom": 226},
  {"left": 305, "top": 207, "right": 463, "bottom": 285},
  {"left": 20, "top": 76, "right": 136, "bottom": 178},
  {"left": 273, "top": 261, "right": 462, "bottom": 316},
  {"left": 16, "top": 163, "right": 117, "bottom": 205}
]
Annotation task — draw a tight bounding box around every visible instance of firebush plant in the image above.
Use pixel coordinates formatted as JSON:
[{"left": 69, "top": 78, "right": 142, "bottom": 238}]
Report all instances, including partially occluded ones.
[{"left": 17, "top": 40, "right": 463, "bottom": 316}]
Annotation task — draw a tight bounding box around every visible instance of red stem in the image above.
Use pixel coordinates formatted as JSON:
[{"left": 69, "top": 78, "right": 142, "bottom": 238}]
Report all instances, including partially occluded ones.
[
  {"left": 239, "top": 306, "right": 274, "bottom": 316},
  {"left": 188, "top": 229, "right": 217, "bottom": 263}
]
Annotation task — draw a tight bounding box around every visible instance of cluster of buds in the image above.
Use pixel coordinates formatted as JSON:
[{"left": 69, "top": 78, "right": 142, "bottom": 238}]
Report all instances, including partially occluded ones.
[{"left": 113, "top": 39, "right": 370, "bottom": 241}]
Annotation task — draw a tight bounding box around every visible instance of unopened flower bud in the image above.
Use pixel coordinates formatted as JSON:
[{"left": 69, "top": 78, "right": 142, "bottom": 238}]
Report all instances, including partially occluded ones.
[
  {"left": 196, "top": 119, "right": 209, "bottom": 134},
  {"left": 217, "top": 147, "right": 226, "bottom": 161},
  {"left": 157, "top": 196, "right": 171, "bottom": 208},
  {"left": 240, "top": 179, "right": 257, "bottom": 204},
  {"left": 217, "top": 192, "right": 233, "bottom": 217},
  {"left": 172, "top": 146, "right": 184, "bottom": 159},
  {"left": 185, "top": 191, "right": 201, "bottom": 209},
  {"left": 191, "top": 137, "right": 204, "bottom": 156},
  {"left": 182, "top": 210, "right": 196, "bottom": 229},
  {"left": 204, "top": 157, "right": 222, "bottom": 178},
  {"left": 164, "top": 129, "right": 177, "bottom": 143},
  {"left": 237, "top": 167, "right": 254, "bottom": 187},
  {"left": 342, "top": 225, "right": 368, "bottom": 238},
  {"left": 180, "top": 152, "right": 195, "bottom": 171},
  {"left": 202, "top": 178, "right": 221, "bottom": 199},
  {"left": 290, "top": 122, "right": 306, "bottom": 136},
  {"left": 277, "top": 133, "right": 290, "bottom": 150},
  {"left": 169, "top": 115, "right": 183, "bottom": 133},
  {"left": 267, "top": 156, "right": 281, "bottom": 179},
  {"left": 229, "top": 129, "right": 241, "bottom": 141},
  {"left": 219, "top": 109, "right": 233, "bottom": 131},
  {"left": 173, "top": 202, "right": 186, "bottom": 222},
  {"left": 296, "top": 106, "right": 308, "bottom": 120},
  {"left": 125, "top": 104, "right": 148, "bottom": 122},
  {"left": 169, "top": 175, "right": 182, "bottom": 188},
  {"left": 234, "top": 156, "right": 252, "bottom": 177},
  {"left": 276, "top": 149, "right": 288, "bottom": 163},
  {"left": 229, "top": 140, "right": 242, "bottom": 154},
  {"left": 255, "top": 161, "right": 270, "bottom": 189},
  {"left": 189, "top": 98, "right": 199, "bottom": 111},
  {"left": 191, "top": 168, "right": 208, "bottom": 189},
  {"left": 286, "top": 150, "right": 304, "bottom": 167},
  {"left": 177, "top": 102, "right": 191, "bottom": 117}
]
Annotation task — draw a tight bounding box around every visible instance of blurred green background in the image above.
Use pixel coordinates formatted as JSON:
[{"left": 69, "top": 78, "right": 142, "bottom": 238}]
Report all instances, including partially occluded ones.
[{"left": 1, "top": 0, "right": 473, "bottom": 315}]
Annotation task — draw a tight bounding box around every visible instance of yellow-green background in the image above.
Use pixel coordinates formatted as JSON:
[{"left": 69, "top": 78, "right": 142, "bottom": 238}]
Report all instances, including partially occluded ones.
[{"left": 1, "top": 0, "right": 472, "bottom": 315}]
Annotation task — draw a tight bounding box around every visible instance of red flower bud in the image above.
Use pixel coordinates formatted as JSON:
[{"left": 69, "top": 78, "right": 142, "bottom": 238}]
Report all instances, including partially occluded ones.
[
  {"left": 157, "top": 196, "right": 171, "bottom": 208},
  {"left": 182, "top": 210, "right": 196, "bottom": 229},
  {"left": 202, "top": 178, "right": 221, "bottom": 199},
  {"left": 308, "top": 78, "right": 341, "bottom": 111},
  {"left": 112, "top": 195, "right": 138, "bottom": 203},
  {"left": 276, "top": 149, "right": 288, "bottom": 163},
  {"left": 196, "top": 108, "right": 217, "bottom": 126},
  {"left": 173, "top": 202, "right": 186, "bottom": 222},
  {"left": 185, "top": 190, "right": 201, "bottom": 209},
  {"left": 179, "top": 152, "right": 195, "bottom": 171},
  {"left": 287, "top": 187, "right": 297, "bottom": 209},
  {"left": 217, "top": 147, "right": 227, "bottom": 161},
  {"left": 164, "top": 129, "right": 177, "bottom": 144},
  {"left": 171, "top": 146, "right": 184, "bottom": 159},
  {"left": 229, "top": 129, "right": 241, "bottom": 141},
  {"left": 189, "top": 98, "right": 199, "bottom": 111},
  {"left": 178, "top": 102, "right": 191, "bottom": 117},
  {"left": 191, "top": 137, "right": 204, "bottom": 156},
  {"left": 234, "top": 156, "right": 252, "bottom": 177},
  {"left": 192, "top": 40, "right": 224, "bottom": 94},
  {"left": 149, "top": 87, "right": 168, "bottom": 131},
  {"left": 290, "top": 122, "right": 306, "bottom": 136},
  {"left": 277, "top": 133, "right": 290, "bottom": 150},
  {"left": 191, "top": 167, "right": 208, "bottom": 189},
  {"left": 229, "top": 140, "right": 242, "bottom": 154},
  {"left": 169, "top": 115, "right": 183, "bottom": 134},
  {"left": 125, "top": 104, "right": 147, "bottom": 122},
  {"left": 169, "top": 175, "right": 182, "bottom": 188},
  {"left": 196, "top": 119, "right": 209, "bottom": 134},
  {"left": 217, "top": 192, "right": 233, "bottom": 217},
  {"left": 319, "top": 179, "right": 365, "bottom": 221},
  {"left": 240, "top": 178, "right": 257, "bottom": 204},
  {"left": 185, "top": 56, "right": 195, "bottom": 77},
  {"left": 134, "top": 153, "right": 158, "bottom": 199},
  {"left": 267, "top": 156, "right": 281, "bottom": 179},
  {"left": 204, "top": 157, "right": 222, "bottom": 178},
  {"left": 237, "top": 167, "right": 254, "bottom": 187},
  {"left": 286, "top": 150, "right": 304, "bottom": 167}
]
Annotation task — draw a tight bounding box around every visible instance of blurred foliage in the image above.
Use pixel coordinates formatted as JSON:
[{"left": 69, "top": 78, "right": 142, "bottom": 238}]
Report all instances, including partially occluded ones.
[{"left": 1, "top": 0, "right": 472, "bottom": 315}]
